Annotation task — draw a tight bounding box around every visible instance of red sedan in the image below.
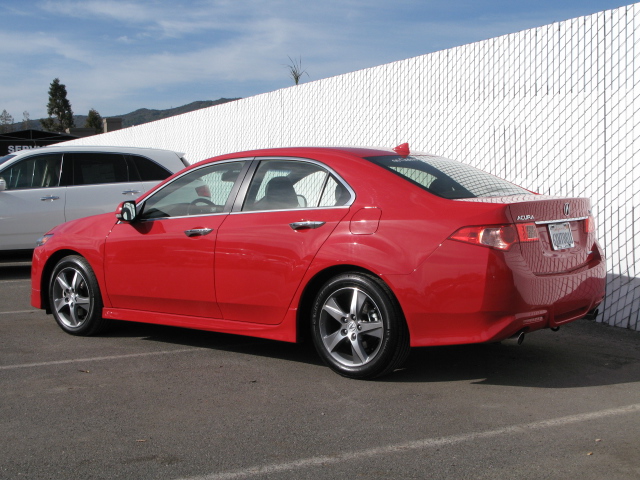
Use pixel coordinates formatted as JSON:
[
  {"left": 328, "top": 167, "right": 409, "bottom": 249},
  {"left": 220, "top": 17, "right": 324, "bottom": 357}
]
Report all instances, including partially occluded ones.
[{"left": 31, "top": 145, "right": 606, "bottom": 379}]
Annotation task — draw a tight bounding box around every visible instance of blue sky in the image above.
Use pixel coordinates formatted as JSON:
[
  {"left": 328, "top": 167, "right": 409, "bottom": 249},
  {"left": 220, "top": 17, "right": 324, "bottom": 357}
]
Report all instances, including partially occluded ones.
[{"left": 0, "top": 0, "right": 632, "bottom": 120}]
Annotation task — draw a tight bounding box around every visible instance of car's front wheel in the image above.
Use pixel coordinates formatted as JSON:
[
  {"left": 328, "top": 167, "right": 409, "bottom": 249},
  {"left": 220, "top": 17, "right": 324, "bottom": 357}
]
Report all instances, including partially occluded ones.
[
  {"left": 311, "top": 272, "right": 410, "bottom": 379},
  {"left": 49, "top": 255, "right": 109, "bottom": 336}
]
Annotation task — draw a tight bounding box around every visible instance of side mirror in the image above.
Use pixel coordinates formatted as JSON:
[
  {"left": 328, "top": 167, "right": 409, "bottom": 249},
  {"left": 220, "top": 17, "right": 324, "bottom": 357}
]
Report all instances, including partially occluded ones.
[
  {"left": 0, "top": 177, "right": 6, "bottom": 192},
  {"left": 115, "top": 200, "right": 139, "bottom": 222}
]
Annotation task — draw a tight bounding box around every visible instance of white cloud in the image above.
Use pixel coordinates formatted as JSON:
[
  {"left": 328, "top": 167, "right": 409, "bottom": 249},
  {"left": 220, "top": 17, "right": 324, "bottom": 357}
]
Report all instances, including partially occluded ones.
[
  {"left": 0, "top": 32, "right": 93, "bottom": 63},
  {"left": 40, "top": 0, "right": 153, "bottom": 24},
  {"left": 38, "top": 0, "right": 272, "bottom": 39}
]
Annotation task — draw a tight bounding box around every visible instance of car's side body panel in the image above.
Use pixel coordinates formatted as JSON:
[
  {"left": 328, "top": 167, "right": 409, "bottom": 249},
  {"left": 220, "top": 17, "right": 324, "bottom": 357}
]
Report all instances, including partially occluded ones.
[
  {"left": 101, "top": 307, "right": 300, "bottom": 342},
  {"left": 3, "top": 186, "right": 67, "bottom": 250},
  {"left": 214, "top": 208, "right": 348, "bottom": 324},
  {"left": 64, "top": 181, "right": 145, "bottom": 221},
  {"left": 104, "top": 215, "right": 227, "bottom": 318}
]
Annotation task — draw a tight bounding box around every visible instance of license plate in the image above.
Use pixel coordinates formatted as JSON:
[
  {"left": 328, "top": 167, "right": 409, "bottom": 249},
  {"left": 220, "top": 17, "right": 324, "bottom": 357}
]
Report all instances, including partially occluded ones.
[{"left": 548, "top": 222, "right": 574, "bottom": 250}]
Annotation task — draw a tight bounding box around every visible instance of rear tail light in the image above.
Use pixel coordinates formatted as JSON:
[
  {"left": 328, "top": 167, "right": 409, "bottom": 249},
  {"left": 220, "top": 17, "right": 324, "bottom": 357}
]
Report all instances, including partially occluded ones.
[
  {"left": 449, "top": 222, "right": 539, "bottom": 251},
  {"left": 584, "top": 214, "right": 596, "bottom": 233},
  {"left": 449, "top": 225, "right": 517, "bottom": 250}
]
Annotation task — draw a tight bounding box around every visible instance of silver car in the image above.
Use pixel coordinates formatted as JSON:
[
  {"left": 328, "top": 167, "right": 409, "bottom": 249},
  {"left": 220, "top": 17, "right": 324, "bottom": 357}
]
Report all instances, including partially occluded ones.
[{"left": 0, "top": 145, "right": 188, "bottom": 253}]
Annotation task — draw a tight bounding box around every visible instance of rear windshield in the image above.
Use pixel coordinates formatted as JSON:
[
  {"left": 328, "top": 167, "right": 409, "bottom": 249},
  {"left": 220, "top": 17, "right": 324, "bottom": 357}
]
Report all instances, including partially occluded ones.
[{"left": 365, "top": 155, "right": 528, "bottom": 199}]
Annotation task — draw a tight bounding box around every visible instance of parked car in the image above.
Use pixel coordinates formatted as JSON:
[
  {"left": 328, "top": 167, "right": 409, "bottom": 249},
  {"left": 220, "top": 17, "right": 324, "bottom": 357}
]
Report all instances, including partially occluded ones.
[
  {"left": 0, "top": 145, "right": 188, "bottom": 254},
  {"left": 30, "top": 145, "right": 606, "bottom": 379}
]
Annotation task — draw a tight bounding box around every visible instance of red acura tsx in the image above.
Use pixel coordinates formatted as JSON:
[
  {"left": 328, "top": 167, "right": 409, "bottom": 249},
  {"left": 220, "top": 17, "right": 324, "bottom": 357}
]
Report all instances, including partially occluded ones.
[{"left": 31, "top": 145, "right": 606, "bottom": 379}]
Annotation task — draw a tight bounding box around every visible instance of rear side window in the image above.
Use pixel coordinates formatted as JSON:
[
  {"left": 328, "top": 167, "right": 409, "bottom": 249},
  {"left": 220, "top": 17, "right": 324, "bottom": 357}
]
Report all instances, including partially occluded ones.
[
  {"left": 242, "top": 160, "right": 348, "bottom": 211},
  {"left": 365, "top": 155, "right": 528, "bottom": 199},
  {"left": 67, "top": 153, "right": 128, "bottom": 185},
  {"left": 127, "top": 155, "right": 172, "bottom": 181}
]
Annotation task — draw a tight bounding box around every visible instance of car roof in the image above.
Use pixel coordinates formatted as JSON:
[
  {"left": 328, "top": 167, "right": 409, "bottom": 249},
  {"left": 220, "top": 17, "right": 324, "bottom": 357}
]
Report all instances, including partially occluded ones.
[
  {"left": 204, "top": 146, "right": 401, "bottom": 162},
  {"left": 6, "top": 145, "right": 186, "bottom": 159}
]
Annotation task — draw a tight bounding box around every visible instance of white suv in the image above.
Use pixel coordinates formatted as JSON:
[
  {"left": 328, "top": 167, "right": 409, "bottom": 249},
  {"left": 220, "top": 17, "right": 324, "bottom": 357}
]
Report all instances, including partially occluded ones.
[{"left": 0, "top": 145, "right": 188, "bottom": 253}]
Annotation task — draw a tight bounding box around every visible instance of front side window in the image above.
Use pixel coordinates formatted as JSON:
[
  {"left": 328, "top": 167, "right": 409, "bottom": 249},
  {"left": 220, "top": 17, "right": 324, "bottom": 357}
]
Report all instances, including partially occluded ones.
[
  {"left": 365, "top": 155, "right": 528, "bottom": 199},
  {"left": 141, "top": 161, "right": 245, "bottom": 219},
  {"left": 0, "top": 154, "right": 62, "bottom": 190},
  {"left": 67, "top": 153, "right": 128, "bottom": 185},
  {"left": 243, "top": 160, "right": 350, "bottom": 211}
]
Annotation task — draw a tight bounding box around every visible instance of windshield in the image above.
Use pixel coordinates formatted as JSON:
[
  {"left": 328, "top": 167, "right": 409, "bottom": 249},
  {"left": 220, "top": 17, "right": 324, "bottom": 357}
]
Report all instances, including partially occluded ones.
[{"left": 365, "top": 155, "right": 528, "bottom": 199}]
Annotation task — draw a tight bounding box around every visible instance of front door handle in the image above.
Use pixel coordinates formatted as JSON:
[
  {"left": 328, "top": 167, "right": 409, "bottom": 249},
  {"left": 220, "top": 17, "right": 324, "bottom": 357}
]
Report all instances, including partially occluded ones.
[
  {"left": 184, "top": 228, "right": 214, "bottom": 237},
  {"left": 122, "top": 190, "right": 141, "bottom": 195},
  {"left": 40, "top": 196, "right": 60, "bottom": 201},
  {"left": 289, "top": 221, "right": 326, "bottom": 230}
]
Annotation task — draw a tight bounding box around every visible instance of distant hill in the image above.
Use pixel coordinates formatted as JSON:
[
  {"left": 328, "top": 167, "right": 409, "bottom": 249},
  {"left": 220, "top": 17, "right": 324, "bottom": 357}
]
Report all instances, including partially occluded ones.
[
  {"left": 9, "top": 98, "right": 240, "bottom": 132},
  {"left": 115, "top": 99, "right": 240, "bottom": 127}
]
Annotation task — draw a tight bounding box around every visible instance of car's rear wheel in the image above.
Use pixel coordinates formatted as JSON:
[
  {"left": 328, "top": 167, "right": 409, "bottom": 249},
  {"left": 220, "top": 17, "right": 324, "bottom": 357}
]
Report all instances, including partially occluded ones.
[
  {"left": 311, "top": 272, "right": 410, "bottom": 379},
  {"left": 49, "top": 255, "right": 109, "bottom": 336}
]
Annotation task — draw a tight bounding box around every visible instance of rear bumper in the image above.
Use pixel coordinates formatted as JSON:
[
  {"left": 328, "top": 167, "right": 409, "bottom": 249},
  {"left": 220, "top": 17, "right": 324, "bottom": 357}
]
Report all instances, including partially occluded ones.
[{"left": 384, "top": 240, "right": 606, "bottom": 347}]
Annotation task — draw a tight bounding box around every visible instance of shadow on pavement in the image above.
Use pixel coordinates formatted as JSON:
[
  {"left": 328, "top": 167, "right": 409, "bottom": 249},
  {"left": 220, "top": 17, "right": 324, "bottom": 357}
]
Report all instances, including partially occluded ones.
[
  {"left": 103, "top": 320, "right": 324, "bottom": 367},
  {"left": 388, "top": 319, "right": 640, "bottom": 388},
  {"left": 100, "top": 318, "right": 639, "bottom": 389},
  {"left": 0, "top": 263, "right": 31, "bottom": 280}
]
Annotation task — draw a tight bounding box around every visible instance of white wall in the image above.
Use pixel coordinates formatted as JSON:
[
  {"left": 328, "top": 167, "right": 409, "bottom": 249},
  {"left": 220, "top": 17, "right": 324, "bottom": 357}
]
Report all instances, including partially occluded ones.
[{"left": 67, "top": 4, "right": 640, "bottom": 331}]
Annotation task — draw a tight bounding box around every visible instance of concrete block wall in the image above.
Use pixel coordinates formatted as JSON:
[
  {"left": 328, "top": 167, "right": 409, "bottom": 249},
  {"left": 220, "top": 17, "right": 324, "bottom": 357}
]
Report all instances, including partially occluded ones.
[{"left": 67, "top": 4, "right": 640, "bottom": 331}]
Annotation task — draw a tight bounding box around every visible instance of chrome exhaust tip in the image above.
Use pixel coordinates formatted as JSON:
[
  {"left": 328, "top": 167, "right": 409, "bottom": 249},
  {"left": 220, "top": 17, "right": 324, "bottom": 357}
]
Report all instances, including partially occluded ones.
[
  {"left": 583, "top": 308, "right": 599, "bottom": 321},
  {"left": 504, "top": 330, "right": 526, "bottom": 346}
]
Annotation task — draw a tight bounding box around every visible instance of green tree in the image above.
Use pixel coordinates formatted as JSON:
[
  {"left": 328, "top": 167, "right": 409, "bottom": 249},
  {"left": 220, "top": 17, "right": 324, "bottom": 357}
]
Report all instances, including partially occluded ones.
[
  {"left": 41, "top": 78, "right": 75, "bottom": 132},
  {"left": 0, "top": 109, "right": 14, "bottom": 133},
  {"left": 84, "top": 108, "right": 103, "bottom": 134}
]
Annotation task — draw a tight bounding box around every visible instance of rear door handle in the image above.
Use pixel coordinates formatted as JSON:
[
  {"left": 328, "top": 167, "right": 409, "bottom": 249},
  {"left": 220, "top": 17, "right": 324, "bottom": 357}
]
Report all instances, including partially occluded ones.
[
  {"left": 122, "top": 190, "right": 141, "bottom": 195},
  {"left": 289, "top": 221, "right": 326, "bottom": 230},
  {"left": 184, "top": 228, "right": 214, "bottom": 237},
  {"left": 40, "top": 196, "right": 60, "bottom": 201}
]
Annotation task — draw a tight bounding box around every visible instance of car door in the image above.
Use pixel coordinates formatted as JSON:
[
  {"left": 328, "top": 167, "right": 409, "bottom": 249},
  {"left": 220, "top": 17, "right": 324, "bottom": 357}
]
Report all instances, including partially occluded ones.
[
  {"left": 215, "top": 158, "right": 353, "bottom": 325},
  {"left": 0, "top": 153, "right": 66, "bottom": 250},
  {"left": 104, "top": 160, "right": 248, "bottom": 318},
  {"left": 64, "top": 152, "right": 145, "bottom": 221}
]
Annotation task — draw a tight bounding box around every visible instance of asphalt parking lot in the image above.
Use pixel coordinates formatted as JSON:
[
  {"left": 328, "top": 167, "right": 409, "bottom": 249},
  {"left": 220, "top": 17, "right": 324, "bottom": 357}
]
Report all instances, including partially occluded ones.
[{"left": 1, "top": 261, "right": 639, "bottom": 480}]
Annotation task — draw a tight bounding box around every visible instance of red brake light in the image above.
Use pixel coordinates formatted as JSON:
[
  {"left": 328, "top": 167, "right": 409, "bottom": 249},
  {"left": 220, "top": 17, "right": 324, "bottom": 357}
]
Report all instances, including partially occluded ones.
[{"left": 449, "top": 225, "right": 518, "bottom": 251}]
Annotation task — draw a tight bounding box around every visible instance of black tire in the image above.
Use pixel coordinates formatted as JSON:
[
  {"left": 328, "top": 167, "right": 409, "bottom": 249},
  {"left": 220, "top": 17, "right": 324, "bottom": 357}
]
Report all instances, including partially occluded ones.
[
  {"left": 311, "top": 272, "right": 410, "bottom": 379},
  {"left": 49, "top": 255, "right": 109, "bottom": 336}
]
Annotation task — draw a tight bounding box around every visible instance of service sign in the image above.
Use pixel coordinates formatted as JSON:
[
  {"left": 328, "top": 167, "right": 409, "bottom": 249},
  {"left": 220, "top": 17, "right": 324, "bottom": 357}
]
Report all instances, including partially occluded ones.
[{"left": 7, "top": 145, "right": 44, "bottom": 154}]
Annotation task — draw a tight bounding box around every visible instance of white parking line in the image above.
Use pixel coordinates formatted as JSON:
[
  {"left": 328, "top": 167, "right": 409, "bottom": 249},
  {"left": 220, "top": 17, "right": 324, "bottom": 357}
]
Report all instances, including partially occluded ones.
[
  {"left": 0, "top": 279, "right": 31, "bottom": 284},
  {"left": 0, "top": 348, "right": 206, "bottom": 370},
  {"left": 0, "top": 340, "right": 264, "bottom": 370},
  {"left": 175, "top": 403, "right": 640, "bottom": 480}
]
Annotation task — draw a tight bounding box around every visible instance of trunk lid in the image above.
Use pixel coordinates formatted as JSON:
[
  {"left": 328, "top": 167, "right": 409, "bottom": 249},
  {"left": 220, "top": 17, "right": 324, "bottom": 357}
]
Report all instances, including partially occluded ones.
[{"left": 459, "top": 195, "right": 594, "bottom": 274}]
